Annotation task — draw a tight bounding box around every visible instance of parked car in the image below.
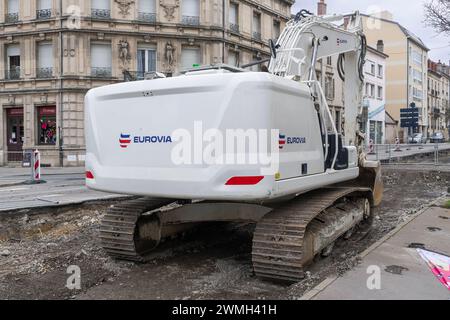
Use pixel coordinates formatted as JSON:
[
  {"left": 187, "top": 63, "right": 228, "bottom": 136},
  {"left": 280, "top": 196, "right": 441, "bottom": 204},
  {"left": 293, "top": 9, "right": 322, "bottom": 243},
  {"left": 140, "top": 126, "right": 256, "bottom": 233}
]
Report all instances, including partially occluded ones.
[
  {"left": 430, "top": 132, "right": 444, "bottom": 143},
  {"left": 408, "top": 133, "right": 427, "bottom": 144}
]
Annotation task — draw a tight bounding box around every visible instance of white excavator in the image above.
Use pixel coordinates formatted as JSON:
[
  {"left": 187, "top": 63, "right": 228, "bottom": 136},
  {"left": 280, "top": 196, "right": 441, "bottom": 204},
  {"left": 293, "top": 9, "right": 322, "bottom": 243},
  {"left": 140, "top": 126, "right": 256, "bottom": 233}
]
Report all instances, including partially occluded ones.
[{"left": 85, "top": 10, "right": 383, "bottom": 282}]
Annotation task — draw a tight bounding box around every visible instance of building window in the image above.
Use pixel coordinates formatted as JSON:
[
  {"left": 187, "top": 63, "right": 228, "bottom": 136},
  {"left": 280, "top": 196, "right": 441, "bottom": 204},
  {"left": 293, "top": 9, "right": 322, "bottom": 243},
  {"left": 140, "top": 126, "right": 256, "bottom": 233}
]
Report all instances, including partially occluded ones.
[
  {"left": 335, "top": 110, "right": 341, "bottom": 133},
  {"left": 6, "top": 0, "right": 19, "bottom": 23},
  {"left": 181, "top": 47, "right": 201, "bottom": 70},
  {"left": 412, "top": 69, "right": 422, "bottom": 84},
  {"left": 326, "top": 56, "right": 332, "bottom": 66},
  {"left": 138, "top": 0, "right": 156, "bottom": 23},
  {"left": 37, "top": 106, "right": 57, "bottom": 145},
  {"left": 370, "top": 63, "right": 375, "bottom": 75},
  {"left": 91, "top": 43, "right": 112, "bottom": 77},
  {"left": 412, "top": 50, "right": 422, "bottom": 67},
  {"left": 182, "top": 0, "right": 200, "bottom": 26},
  {"left": 325, "top": 76, "right": 335, "bottom": 100},
  {"left": 273, "top": 20, "right": 281, "bottom": 40},
  {"left": 228, "top": 50, "right": 239, "bottom": 67},
  {"left": 37, "top": 42, "right": 53, "bottom": 78},
  {"left": 413, "top": 87, "right": 423, "bottom": 101},
  {"left": 229, "top": 2, "right": 239, "bottom": 33},
  {"left": 377, "top": 64, "right": 383, "bottom": 78},
  {"left": 37, "top": 0, "right": 52, "bottom": 19},
  {"left": 6, "top": 44, "right": 20, "bottom": 80},
  {"left": 137, "top": 45, "right": 157, "bottom": 79},
  {"left": 377, "top": 86, "right": 383, "bottom": 99},
  {"left": 252, "top": 12, "right": 262, "bottom": 41},
  {"left": 92, "top": 0, "right": 111, "bottom": 19}
]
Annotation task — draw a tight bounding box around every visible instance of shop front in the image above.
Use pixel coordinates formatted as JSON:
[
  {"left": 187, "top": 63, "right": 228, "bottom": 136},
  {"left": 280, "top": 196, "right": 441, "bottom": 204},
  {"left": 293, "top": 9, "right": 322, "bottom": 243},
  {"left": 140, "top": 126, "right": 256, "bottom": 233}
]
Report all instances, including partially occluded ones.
[{"left": 6, "top": 108, "right": 24, "bottom": 162}]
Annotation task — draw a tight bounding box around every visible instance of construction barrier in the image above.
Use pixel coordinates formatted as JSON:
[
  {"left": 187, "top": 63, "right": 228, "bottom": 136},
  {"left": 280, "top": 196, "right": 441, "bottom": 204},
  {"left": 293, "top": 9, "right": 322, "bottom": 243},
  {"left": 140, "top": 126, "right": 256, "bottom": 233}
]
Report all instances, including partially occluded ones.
[{"left": 31, "top": 149, "right": 41, "bottom": 182}]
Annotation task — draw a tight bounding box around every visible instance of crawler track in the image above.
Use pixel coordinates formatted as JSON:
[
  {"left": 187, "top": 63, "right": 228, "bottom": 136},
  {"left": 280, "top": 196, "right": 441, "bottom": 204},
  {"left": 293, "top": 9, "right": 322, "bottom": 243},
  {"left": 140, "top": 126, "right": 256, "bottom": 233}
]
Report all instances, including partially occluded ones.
[
  {"left": 99, "top": 187, "right": 372, "bottom": 282},
  {"left": 252, "top": 187, "right": 371, "bottom": 282},
  {"left": 99, "top": 198, "right": 174, "bottom": 262}
]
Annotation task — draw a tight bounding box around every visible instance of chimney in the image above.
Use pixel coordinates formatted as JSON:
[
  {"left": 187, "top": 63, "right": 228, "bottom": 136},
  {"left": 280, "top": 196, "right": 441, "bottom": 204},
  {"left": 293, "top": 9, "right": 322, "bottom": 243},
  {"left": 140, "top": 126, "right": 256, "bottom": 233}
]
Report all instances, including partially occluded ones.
[
  {"left": 376, "top": 40, "right": 384, "bottom": 53},
  {"left": 317, "top": 0, "right": 327, "bottom": 16}
]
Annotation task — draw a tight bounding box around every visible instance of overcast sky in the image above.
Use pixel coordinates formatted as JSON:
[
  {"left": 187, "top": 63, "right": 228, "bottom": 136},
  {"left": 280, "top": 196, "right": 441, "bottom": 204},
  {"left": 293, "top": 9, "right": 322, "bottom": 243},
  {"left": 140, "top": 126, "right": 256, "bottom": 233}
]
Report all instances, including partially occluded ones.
[{"left": 292, "top": 0, "right": 450, "bottom": 63}]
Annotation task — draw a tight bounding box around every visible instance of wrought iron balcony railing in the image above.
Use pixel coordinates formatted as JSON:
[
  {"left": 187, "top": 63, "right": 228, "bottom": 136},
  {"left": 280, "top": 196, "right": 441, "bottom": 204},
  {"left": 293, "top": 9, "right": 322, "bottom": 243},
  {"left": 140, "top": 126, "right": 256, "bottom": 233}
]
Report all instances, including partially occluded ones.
[
  {"left": 36, "top": 9, "right": 52, "bottom": 20},
  {"left": 182, "top": 15, "right": 200, "bottom": 26},
  {"left": 5, "top": 68, "right": 21, "bottom": 80},
  {"left": 230, "top": 23, "right": 239, "bottom": 34},
  {"left": 252, "top": 31, "right": 262, "bottom": 41},
  {"left": 91, "top": 8, "right": 111, "bottom": 19},
  {"left": 138, "top": 12, "right": 156, "bottom": 23},
  {"left": 91, "top": 67, "right": 112, "bottom": 78},
  {"left": 36, "top": 67, "right": 53, "bottom": 78},
  {"left": 5, "top": 12, "right": 19, "bottom": 23}
]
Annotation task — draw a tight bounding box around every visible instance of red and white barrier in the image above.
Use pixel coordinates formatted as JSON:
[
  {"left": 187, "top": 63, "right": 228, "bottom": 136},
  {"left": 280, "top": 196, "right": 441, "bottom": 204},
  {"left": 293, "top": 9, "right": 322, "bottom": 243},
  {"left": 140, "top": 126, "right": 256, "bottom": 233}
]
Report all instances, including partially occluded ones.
[
  {"left": 32, "top": 149, "right": 41, "bottom": 181},
  {"left": 394, "top": 138, "right": 401, "bottom": 152}
]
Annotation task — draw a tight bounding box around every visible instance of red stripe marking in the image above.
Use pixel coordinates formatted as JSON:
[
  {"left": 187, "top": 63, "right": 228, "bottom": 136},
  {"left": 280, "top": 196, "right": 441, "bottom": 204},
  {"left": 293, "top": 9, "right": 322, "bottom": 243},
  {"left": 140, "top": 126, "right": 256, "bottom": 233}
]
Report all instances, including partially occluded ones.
[
  {"left": 86, "top": 171, "right": 94, "bottom": 179},
  {"left": 119, "top": 139, "right": 131, "bottom": 144},
  {"left": 225, "top": 176, "right": 264, "bottom": 186},
  {"left": 34, "top": 160, "right": 40, "bottom": 170},
  {"left": 279, "top": 141, "right": 286, "bottom": 145}
]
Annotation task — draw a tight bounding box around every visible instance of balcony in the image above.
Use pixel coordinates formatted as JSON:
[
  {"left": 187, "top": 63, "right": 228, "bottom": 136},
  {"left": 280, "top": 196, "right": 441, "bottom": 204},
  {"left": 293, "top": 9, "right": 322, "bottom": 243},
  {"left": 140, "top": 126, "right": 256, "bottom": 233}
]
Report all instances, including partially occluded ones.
[
  {"left": 182, "top": 15, "right": 200, "bottom": 26},
  {"left": 91, "top": 9, "right": 111, "bottom": 19},
  {"left": 252, "top": 31, "right": 262, "bottom": 41},
  {"left": 91, "top": 67, "right": 112, "bottom": 78},
  {"left": 5, "top": 12, "right": 19, "bottom": 23},
  {"left": 36, "top": 9, "right": 52, "bottom": 20},
  {"left": 138, "top": 12, "right": 156, "bottom": 23},
  {"left": 432, "top": 107, "right": 441, "bottom": 118},
  {"left": 5, "top": 68, "right": 21, "bottom": 80},
  {"left": 230, "top": 23, "right": 239, "bottom": 34},
  {"left": 36, "top": 67, "right": 53, "bottom": 79}
]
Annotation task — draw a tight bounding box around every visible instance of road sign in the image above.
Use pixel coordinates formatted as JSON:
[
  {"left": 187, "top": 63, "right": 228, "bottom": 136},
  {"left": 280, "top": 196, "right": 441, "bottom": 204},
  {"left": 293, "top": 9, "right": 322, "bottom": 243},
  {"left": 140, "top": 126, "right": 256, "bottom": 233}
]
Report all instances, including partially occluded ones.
[{"left": 400, "top": 107, "right": 419, "bottom": 128}]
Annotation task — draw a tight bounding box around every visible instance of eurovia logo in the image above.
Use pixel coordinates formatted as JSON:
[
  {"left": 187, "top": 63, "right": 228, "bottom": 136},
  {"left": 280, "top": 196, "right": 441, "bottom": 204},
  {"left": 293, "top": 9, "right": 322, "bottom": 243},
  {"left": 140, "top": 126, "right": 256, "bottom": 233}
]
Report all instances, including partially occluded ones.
[
  {"left": 119, "top": 133, "right": 173, "bottom": 148},
  {"left": 279, "top": 133, "right": 307, "bottom": 149},
  {"left": 119, "top": 134, "right": 132, "bottom": 148},
  {"left": 279, "top": 134, "right": 286, "bottom": 149}
]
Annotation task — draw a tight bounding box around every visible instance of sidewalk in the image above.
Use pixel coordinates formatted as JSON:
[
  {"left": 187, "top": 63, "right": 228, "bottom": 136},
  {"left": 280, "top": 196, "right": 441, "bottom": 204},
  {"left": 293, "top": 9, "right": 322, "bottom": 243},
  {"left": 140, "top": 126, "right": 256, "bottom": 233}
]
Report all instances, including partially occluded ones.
[
  {"left": 302, "top": 203, "right": 450, "bottom": 300},
  {"left": 367, "top": 143, "right": 450, "bottom": 162},
  {"left": 0, "top": 166, "right": 84, "bottom": 187}
]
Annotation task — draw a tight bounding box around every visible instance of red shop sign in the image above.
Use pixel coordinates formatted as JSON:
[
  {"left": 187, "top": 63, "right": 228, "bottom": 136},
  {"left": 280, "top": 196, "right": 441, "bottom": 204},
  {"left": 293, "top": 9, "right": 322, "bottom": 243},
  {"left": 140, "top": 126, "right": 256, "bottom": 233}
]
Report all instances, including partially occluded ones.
[
  {"left": 39, "top": 106, "right": 56, "bottom": 116},
  {"left": 7, "top": 108, "right": 23, "bottom": 116}
]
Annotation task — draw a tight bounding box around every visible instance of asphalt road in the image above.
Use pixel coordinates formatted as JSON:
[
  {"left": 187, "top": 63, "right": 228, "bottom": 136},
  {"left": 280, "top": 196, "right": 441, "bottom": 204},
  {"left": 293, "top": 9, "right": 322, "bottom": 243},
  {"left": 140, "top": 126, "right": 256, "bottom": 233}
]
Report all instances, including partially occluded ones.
[{"left": 0, "top": 168, "right": 127, "bottom": 212}]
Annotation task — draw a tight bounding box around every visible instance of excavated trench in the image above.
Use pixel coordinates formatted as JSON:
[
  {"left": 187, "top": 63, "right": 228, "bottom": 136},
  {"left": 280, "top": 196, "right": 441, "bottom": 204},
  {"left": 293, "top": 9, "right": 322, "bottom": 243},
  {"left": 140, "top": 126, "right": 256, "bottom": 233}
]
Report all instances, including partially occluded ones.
[{"left": 0, "top": 168, "right": 448, "bottom": 300}]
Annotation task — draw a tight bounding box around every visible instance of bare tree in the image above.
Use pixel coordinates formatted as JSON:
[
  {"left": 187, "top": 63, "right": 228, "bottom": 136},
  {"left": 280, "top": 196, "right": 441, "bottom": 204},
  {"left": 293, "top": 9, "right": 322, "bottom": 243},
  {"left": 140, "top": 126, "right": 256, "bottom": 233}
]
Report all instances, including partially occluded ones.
[{"left": 424, "top": 0, "right": 450, "bottom": 34}]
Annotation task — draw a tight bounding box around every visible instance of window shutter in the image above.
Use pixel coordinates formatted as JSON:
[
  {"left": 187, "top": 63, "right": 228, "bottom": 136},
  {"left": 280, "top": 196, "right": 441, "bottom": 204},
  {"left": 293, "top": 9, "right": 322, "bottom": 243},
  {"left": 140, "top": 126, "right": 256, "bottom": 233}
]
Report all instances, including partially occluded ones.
[
  {"left": 181, "top": 48, "right": 200, "bottom": 70},
  {"left": 38, "top": 43, "right": 53, "bottom": 68},
  {"left": 182, "top": 0, "right": 199, "bottom": 17},
  {"left": 91, "top": 44, "right": 112, "bottom": 68},
  {"left": 8, "top": 0, "right": 19, "bottom": 13},
  {"left": 7, "top": 45, "right": 20, "bottom": 57},
  {"left": 38, "top": 0, "right": 52, "bottom": 10},
  {"left": 92, "top": 0, "right": 110, "bottom": 10},
  {"left": 139, "top": 0, "right": 156, "bottom": 13},
  {"left": 229, "top": 4, "right": 237, "bottom": 24}
]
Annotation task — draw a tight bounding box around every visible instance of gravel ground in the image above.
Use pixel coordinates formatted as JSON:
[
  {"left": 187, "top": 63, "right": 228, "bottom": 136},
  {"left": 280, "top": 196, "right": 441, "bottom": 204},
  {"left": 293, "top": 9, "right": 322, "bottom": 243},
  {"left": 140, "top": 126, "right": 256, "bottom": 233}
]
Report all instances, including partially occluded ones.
[{"left": 0, "top": 168, "right": 448, "bottom": 300}]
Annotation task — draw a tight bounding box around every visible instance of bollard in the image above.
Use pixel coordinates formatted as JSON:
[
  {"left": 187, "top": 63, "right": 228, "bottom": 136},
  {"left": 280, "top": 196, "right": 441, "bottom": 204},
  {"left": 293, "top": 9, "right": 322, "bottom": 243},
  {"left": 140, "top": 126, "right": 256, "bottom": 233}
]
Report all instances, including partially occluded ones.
[
  {"left": 394, "top": 138, "right": 401, "bottom": 152},
  {"left": 31, "top": 149, "right": 42, "bottom": 182}
]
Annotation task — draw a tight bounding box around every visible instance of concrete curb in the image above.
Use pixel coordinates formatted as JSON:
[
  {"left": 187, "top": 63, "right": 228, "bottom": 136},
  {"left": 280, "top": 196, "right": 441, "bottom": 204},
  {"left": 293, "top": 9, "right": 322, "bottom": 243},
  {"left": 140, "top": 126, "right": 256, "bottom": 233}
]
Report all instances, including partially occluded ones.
[
  {"left": 0, "top": 181, "right": 27, "bottom": 188},
  {"left": 300, "top": 195, "right": 448, "bottom": 300}
]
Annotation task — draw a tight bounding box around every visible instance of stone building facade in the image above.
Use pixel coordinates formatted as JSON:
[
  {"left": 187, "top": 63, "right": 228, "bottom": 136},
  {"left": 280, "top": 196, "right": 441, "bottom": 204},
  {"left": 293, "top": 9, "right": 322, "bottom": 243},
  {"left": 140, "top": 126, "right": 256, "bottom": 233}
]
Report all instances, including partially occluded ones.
[
  {"left": 0, "top": 0, "right": 293, "bottom": 167},
  {"left": 427, "top": 59, "right": 450, "bottom": 139}
]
